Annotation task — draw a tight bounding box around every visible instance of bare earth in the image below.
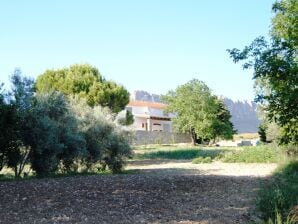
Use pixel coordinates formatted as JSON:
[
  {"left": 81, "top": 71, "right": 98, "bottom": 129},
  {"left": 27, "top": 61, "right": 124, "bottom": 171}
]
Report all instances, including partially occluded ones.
[{"left": 0, "top": 161, "right": 277, "bottom": 224}]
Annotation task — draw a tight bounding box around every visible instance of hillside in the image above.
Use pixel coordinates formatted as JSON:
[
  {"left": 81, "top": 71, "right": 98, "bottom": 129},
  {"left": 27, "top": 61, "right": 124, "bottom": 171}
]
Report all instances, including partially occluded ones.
[{"left": 131, "top": 90, "right": 260, "bottom": 133}]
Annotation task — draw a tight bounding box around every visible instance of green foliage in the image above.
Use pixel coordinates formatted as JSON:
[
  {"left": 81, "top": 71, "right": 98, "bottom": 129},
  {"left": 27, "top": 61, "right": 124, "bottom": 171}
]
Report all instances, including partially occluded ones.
[
  {"left": 1, "top": 69, "right": 133, "bottom": 178},
  {"left": 271, "top": 0, "right": 298, "bottom": 45},
  {"left": 162, "top": 80, "right": 235, "bottom": 144},
  {"left": 221, "top": 146, "right": 279, "bottom": 163},
  {"left": 71, "top": 100, "right": 132, "bottom": 173},
  {"left": 257, "top": 160, "right": 298, "bottom": 223},
  {"left": 228, "top": 0, "right": 298, "bottom": 145},
  {"left": 35, "top": 64, "right": 130, "bottom": 113},
  {"left": 26, "top": 92, "right": 86, "bottom": 176},
  {"left": 210, "top": 98, "right": 236, "bottom": 142},
  {"left": 259, "top": 123, "right": 268, "bottom": 143},
  {"left": 0, "top": 70, "right": 35, "bottom": 177},
  {"left": 135, "top": 148, "right": 224, "bottom": 160},
  {"left": 192, "top": 156, "right": 212, "bottom": 164},
  {"left": 0, "top": 102, "right": 20, "bottom": 173},
  {"left": 258, "top": 106, "right": 281, "bottom": 143},
  {"left": 115, "top": 110, "right": 134, "bottom": 126}
]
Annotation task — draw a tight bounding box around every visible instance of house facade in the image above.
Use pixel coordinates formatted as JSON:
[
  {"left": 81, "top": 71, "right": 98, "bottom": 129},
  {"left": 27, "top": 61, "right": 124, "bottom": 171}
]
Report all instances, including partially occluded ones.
[{"left": 126, "top": 101, "right": 174, "bottom": 132}]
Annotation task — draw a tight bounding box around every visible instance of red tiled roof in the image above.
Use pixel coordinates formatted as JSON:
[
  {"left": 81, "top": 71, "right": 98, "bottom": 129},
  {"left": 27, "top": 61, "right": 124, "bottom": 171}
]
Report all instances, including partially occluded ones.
[{"left": 127, "top": 100, "right": 167, "bottom": 109}]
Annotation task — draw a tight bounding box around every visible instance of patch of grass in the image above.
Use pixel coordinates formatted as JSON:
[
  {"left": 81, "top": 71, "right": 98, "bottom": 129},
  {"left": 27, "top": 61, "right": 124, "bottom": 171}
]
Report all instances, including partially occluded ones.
[
  {"left": 134, "top": 148, "right": 226, "bottom": 160},
  {"left": 192, "top": 156, "right": 212, "bottom": 164},
  {"left": 257, "top": 160, "right": 298, "bottom": 223},
  {"left": 221, "top": 145, "right": 279, "bottom": 163}
]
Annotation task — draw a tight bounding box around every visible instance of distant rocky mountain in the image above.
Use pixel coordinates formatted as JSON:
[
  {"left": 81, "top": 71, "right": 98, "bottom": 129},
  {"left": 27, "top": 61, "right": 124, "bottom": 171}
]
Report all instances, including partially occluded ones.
[
  {"left": 221, "top": 98, "right": 260, "bottom": 133},
  {"left": 131, "top": 90, "right": 260, "bottom": 133},
  {"left": 132, "top": 90, "right": 162, "bottom": 103}
]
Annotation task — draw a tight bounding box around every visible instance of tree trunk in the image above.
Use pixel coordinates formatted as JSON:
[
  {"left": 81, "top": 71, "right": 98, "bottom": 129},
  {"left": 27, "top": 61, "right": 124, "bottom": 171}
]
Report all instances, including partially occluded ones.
[{"left": 190, "top": 128, "right": 197, "bottom": 146}]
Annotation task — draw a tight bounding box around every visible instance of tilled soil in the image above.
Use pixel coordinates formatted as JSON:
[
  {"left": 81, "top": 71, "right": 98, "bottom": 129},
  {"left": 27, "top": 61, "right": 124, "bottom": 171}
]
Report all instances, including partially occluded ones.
[{"left": 0, "top": 161, "right": 276, "bottom": 224}]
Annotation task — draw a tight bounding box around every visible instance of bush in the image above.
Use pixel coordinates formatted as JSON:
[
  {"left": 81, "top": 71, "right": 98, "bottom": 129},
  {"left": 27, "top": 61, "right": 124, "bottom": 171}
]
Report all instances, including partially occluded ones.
[
  {"left": 221, "top": 146, "right": 279, "bottom": 163},
  {"left": 257, "top": 160, "right": 298, "bottom": 223},
  {"left": 0, "top": 71, "right": 133, "bottom": 178},
  {"left": 27, "top": 92, "right": 86, "bottom": 176},
  {"left": 71, "top": 100, "right": 132, "bottom": 174}
]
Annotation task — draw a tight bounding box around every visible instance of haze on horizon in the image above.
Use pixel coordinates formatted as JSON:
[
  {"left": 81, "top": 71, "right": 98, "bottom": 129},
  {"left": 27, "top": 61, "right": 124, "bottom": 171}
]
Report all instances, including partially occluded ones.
[{"left": 0, "top": 0, "right": 275, "bottom": 101}]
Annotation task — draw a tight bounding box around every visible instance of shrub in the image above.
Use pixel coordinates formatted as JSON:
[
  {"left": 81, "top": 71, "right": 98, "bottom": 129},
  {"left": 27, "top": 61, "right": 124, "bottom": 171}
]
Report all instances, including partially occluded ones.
[
  {"left": 27, "top": 92, "right": 86, "bottom": 176},
  {"left": 257, "top": 160, "right": 298, "bottom": 223},
  {"left": 221, "top": 146, "right": 279, "bottom": 163},
  {"left": 71, "top": 100, "right": 132, "bottom": 173}
]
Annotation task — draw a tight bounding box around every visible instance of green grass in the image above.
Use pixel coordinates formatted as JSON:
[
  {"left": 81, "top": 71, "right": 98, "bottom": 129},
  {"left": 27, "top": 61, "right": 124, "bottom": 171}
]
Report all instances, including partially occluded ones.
[
  {"left": 134, "top": 148, "right": 226, "bottom": 160},
  {"left": 257, "top": 160, "right": 298, "bottom": 223},
  {"left": 221, "top": 145, "right": 279, "bottom": 163},
  {"left": 133, "top": 145, "right": 282, "bottom": 163},
  {"left": 192, "top": 156, "right": 212, "bottom": 163}
]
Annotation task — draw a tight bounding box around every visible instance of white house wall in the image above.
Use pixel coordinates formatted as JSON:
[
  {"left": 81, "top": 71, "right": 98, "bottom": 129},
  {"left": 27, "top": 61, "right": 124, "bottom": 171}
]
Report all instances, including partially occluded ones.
[
  {"left": 149, "top": 108, "right": 164, "bottom": 117},
  {"left": 127, "top": 104, "right": 174, "bottom": 132},
  {"left": 132, "top": 106, "right": 149, "bottom": 115},
  {"left": 133, "top": 117, "right": 148, "bottom": 131}
]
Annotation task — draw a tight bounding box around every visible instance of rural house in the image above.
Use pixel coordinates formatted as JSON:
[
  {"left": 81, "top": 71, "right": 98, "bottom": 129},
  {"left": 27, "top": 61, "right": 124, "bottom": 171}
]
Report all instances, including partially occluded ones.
[{"left": 126, "top": 101, "right": 174, "bottom": 132}]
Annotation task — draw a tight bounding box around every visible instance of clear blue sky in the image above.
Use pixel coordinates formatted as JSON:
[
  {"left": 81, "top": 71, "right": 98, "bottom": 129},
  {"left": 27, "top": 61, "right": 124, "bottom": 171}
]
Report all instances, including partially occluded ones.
[{"left": 0, "top": 0, "right": 275, "bottom": 101}]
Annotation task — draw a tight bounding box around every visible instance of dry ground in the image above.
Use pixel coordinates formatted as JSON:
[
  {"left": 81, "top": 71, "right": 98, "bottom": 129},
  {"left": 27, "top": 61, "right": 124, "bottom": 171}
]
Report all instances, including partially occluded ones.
[{"left": 0, "top": 161, "right": 277, "bottom": 224}]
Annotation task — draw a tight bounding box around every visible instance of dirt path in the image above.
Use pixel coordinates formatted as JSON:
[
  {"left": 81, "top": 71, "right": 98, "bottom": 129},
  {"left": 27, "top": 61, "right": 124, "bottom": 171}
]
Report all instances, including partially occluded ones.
[
  {"left": 127, "top": 160, "right": 277, "bottom": 177},
  {"left": 0, "top": 161, "right": 277, "bottom": 224}
]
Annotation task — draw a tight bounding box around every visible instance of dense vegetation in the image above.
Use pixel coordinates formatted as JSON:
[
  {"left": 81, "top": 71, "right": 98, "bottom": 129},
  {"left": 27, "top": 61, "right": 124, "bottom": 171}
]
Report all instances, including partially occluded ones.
[
  {"left": 228, "top": 0, "right": 298, "bottom": 145},
  {"left": 133, "top": 145, "right": 280, "bottom": 164},
  {"left": 134, "top": 148, "right": 226, "bottom": 160},
  {"left": 36, "top": 64, "right": 130, "bottom": 113},
  {"left": 257, "top": 161, "right": 298, "bottom": 223},
  {"left": 221, "top": 145, "right": 279, "bottom": 163},
  {"left": 0, "top": 67, "right": 132, "bottom": 177},
  {"left": 228, "top": 0, "right": 298, "bottom": 222},
  {"left": 162, "top": 79, "right": 236, "bottom": 145}
]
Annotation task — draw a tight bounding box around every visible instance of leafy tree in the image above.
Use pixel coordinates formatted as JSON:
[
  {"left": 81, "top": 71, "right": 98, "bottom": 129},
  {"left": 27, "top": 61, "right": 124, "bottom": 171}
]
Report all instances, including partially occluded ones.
[
  {"left": 162, "top": 79, "right": 218, "bottom": 145},
  {"left": 210, "top": 98, "right": 236, "bottom": 143},
  {"left": 35, "top": 64, "right": 130, "bottom": 113},
  {"left": 228, "top": 0, "right": 298, "bottom": 144},
  {"left": 0, "top": 85, "right": 22, "bottom": 174},
  {"left": 0, "top": 70, "right": 35, "bottom": 177}
]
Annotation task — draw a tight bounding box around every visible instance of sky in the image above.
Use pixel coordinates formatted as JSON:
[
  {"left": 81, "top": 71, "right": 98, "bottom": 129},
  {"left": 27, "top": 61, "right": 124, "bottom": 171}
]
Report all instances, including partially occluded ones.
[{"left": 0, "top": 0, "right": 276, "bottom": 101}]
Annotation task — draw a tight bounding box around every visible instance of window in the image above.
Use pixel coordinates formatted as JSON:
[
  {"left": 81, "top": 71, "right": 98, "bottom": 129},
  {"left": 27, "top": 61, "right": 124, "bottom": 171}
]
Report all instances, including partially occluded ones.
[{"left": 142, "top": 123, "right": 145, "bottom": 128}]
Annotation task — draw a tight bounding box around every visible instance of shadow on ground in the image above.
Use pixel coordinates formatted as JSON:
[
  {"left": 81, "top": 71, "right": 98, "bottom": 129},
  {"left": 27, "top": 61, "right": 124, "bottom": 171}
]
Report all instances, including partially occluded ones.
[{"left": 0, "top": 167, "right": 267, "bottom": 224}]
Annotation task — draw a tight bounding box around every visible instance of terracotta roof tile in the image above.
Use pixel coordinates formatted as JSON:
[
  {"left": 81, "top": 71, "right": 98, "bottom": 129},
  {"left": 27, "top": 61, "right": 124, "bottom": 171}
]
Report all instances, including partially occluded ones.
[{"left": 127, "top": 100, "right": 167, "bottom": 109}]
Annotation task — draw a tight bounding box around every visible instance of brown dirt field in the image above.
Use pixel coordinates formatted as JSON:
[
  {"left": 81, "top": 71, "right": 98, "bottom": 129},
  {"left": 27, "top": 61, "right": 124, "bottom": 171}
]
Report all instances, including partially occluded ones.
[{"left": 0, "top": 161, "right": 277, "bottom": 224}]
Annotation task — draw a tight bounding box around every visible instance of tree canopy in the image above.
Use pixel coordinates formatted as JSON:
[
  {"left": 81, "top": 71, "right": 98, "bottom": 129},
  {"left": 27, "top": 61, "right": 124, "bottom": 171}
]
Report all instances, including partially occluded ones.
[
  {"left": 228, "top": 0, "right": 298, "bottom": 144},
  {"left": 36, "top": 64, "right": 130, "bottom": 113},
  {"left": 162, "top": 79, "right": 235, "bottom": 144},
  {"left": 0, "top": 69, "right": 132, "bottom": 177}
]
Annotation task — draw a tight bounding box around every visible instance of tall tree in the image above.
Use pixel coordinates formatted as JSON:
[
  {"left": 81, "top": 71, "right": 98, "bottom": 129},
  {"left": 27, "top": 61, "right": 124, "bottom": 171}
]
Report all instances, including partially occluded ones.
[
  {"left": 162, "top": 79, "right": 218, "bottom": 145},
  {"left": 210, "top": 98, "right": 236, "bottom": 143},
  {"left": 0, "top": 70, "right": 36, "bottom": 177},
  {"left": 35, "top": 64, "right": 130, "bottom": 113},
  {"left": 228, "top": 0, "right": 298, "bottom": 144}
]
